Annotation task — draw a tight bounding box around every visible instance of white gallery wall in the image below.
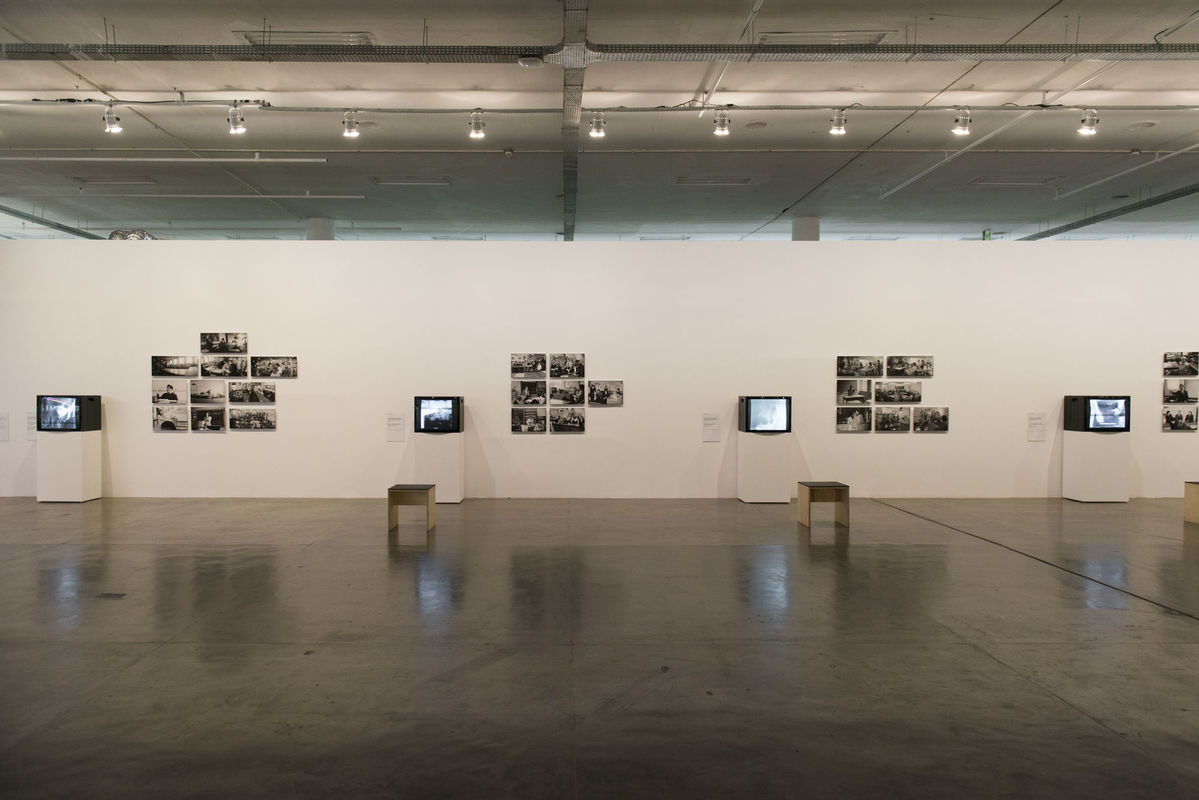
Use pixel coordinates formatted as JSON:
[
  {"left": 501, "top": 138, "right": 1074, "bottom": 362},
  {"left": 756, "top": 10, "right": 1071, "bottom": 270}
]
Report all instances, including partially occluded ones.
[{"left": 1, "top": 239, "right": 1197, "bottom": 499}]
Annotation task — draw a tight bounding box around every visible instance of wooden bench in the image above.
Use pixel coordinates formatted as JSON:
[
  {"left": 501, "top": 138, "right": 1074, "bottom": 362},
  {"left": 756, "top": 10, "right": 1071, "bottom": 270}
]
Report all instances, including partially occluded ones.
[
  {"left": 388, "top": 483, "right": 437, "bottom": 531},
  {"left": 797, "top": 481, "right": 850, "bottom": 528},
  {"left": 1186, "top": 482, "right": 1199, "bottom": 524}
]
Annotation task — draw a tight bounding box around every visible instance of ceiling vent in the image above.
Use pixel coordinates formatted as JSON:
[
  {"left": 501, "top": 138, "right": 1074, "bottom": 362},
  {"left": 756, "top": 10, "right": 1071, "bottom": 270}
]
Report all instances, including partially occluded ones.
[
  {"left": 673, "top": 177, "right": 753, "bottom": 186},
  {"left": 758, "top": 30, "right": 895, "bottom": 45},
  {"left": 235, "top": 30, "right": 376, "bottom": 46},
  {"left": 969, "top": 176, "right": 1064, "bottom": 187},
  {"left": 373, "top": 177, "right": 453, "bottom": 186}
]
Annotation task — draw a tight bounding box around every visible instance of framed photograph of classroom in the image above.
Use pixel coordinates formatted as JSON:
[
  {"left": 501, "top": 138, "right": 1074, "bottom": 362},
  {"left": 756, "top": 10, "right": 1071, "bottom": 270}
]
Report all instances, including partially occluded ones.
[
  {"left": 836, "top": 380, "right": 871, "bottom": 404},
  {"left": 875, "top": 406, "right": 912, "bottom": 432},
  {"left": 1163, "top": 407, "right": 1198, "bottom": 431},
  {"left": 200, "top": 332, "right": 248, "bottom": 353},
  {"left": 1162, "top": 379, "right": 1198, "bottom": 404},
  {"left": 588, "top": 381, "right": 624, "bottom": 406},
  {"left": 511, "top": 353, "right": 546, "bottom": 378},
  {"left": 836, "top": 356, "right": 883, "bottom": 377},
  {"left": 152, "top": 406, "right": 188, "bottom": 432},
  {"left": 511, "top": 408, "right": 547, "bottom": 433},
  {"left": 511, "top": 380, "right": 546, "bottom": 406},
  {"left": 251, "top": 356, "right": 298, "bottom": 378},
  {"left": 913, "top": 407, "right": 949, "bottom": 432},
  {"left": 836, "top": 407, "right": 872, "bottom": 432},
  {"left": 151, "top": 356, "right": 198, "bottom": 378},
  {"left": 874, "top": 381, "right": 922, "bottom": 404},
  {"left": 1164, "top": 352, "right": 1199, "bottom": 376},
  {"left": 886, "top": 356, "right": 933, "bottom": 377}
]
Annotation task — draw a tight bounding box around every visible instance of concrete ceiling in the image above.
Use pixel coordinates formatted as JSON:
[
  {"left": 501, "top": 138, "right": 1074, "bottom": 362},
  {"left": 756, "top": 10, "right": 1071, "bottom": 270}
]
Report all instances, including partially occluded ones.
[{"left": 1, "top": 1, "right": 1198, "bottom": 241}]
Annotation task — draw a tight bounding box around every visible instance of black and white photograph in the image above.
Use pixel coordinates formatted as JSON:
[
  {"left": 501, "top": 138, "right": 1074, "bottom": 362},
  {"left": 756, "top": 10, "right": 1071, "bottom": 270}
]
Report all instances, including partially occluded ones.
[
  {"left": 201, "top": 355, "right": 248, "bottom": 377},
  {"left": 836, "top": 407, "right": 872, "bottom": 432},
  {"left": 511, "top": 380, "right": 546, "bottom": 405},
  {"left": 251, "top": 356, "right": 298, "bottom": 378},
  {"left": 1163, "top": 379, "right": 1198, "bottom": 404},
  {"left": 1163, "top": 406, "right": 1198, "bottom": 431},
  {"left": 875, "top": 406, "right": 912, "bottom": 432},
  {"left": 549, "top": 407, "right": 585, "bottom": 433},
  {"left": 1164, "top": 352, "right": 1199, "bottom": 376},
  {"left": 913, "top": 407, "right": 950, "bottom": 432},
  {"left": 152, "top": 380, "right": 185, "bottom": 404},
  {"left": 875, "top": 381, "right": 922, "bottom": 403},
  {"left": 201, "top": 332, "right": 248, "bottom": 353},
  {"left": 511, "top": 408, "right": 547, "bottom": 433},
  {"left": 190, "top": 407, "right": 225, "bottom": 432},
  {"left": 886, "top": 356, "right": 934, "bottom": 377},
  {"left": 152, "top": 406, "right": 188, "bottom": 432},
  {"left": 228, "top": 381, "right": 277, "bottom": 403},
  {"left": 229, "top": 408, "right": 277, "bottom": 430},
  {"left": 189, "top": 379, "right": 226, "bottom": 404},
  {"left": 836, "top": 379, "right": 872, "bottom": 404},
  {"left": 549, "top": 380, "right": 584, "bottom": 405},
  {"left": 836, "top": 356, "right": 883, "bottom": 377},
  {"left": 549, "top": 353, "right": 585, "bottom": 378},
  {"left": 588, "top": 381, "right": 624, "bottom": 406},
  {"left": 511, "top": 353, "right": 546, "bottom": 378},
  {"left": 151, "top": 355, "right": 198, "bottom": 377}
]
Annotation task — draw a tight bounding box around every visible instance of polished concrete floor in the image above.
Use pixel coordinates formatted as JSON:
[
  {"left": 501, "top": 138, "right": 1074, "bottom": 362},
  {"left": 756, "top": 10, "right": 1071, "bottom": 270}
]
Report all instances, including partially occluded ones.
[{"left": 1, "top": 495, "right": 1197, "bottom": 799}]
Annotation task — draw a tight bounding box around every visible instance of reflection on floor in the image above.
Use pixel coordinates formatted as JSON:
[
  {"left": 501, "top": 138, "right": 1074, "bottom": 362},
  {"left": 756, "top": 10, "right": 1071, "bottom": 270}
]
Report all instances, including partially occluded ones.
[{"left": 0, "top": 496, "right": 1197, "bottom": 799}]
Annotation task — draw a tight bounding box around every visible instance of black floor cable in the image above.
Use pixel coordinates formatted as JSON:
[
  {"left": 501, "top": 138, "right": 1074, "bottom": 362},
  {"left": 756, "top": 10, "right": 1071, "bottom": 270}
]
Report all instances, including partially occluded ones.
[{"left": 872, "top": 498, "right": 1199, "bottom": 624}]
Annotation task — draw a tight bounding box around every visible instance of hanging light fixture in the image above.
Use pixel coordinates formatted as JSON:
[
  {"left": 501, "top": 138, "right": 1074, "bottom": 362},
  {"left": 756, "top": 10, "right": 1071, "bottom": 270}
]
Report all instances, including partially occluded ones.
[
  {"left": 712, "top": 110, "right": 731, "bottom": 137},
  {"left": 1077, "top": 109, "right": 1099, "bottom": 136},
  {"left": 828, "top": 110, "right": 847, "bottom": 136},
  {"left": 589, "top": 112, "right": 606, "bottom": 138},
  {"left": 468, "top": 110, "right": 486, "bottom": 139},
  {"left": 102, "top": 104, "right": 122, "bottom": 134},
  {"left": 342, "top": 110, "right": 361, "bottom": 138},
  {"left": 227, "top": 106, "right": 247, "bottom": 135},
  {"left": 951, "top": 108, "right": 972, "bottom": 136}
]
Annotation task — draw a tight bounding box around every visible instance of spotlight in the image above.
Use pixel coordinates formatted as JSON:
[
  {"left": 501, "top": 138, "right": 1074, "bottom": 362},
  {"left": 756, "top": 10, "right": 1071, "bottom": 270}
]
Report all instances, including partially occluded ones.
[
  {"left": 102, "top": 104, "right": 122, "bottom": 134},
  {"left": 468, "top": 110, "right": 486, "bottom": 140},
  {"left": 227, "top": 106, "right": 246, "bottom": 135},
  {"left": 951, "top": 108, "right": 972, "bottom": 136},
  {"left": 829, "top": 111, "right": 847, "bottom": 136},
  {"left": 1077, "top": 109, "right": 1099, "bottom": 136},
  {"left": 589, "top": 112, "right": 606, "bottom": 138},
  {"left": 713, "top": 110, "right": 731, "bottom": 137},
  {"left": 342, "top": 111, "right": 361, "bottom": 138}
]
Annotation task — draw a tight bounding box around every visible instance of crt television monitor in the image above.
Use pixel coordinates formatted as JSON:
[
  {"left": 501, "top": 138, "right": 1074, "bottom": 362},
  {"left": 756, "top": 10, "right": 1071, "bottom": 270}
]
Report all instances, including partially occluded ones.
[
  {"left": 738, "top": 396, "right": 792, "bottom": 433},
  {"left": 414, "top": 396, "right": 464, "bottom": 433},
  {"left": 1063, "top": 395, "right": 1130, "bottom": 433},
  {"left": 37, "top": 395, "right": 101, "bottom": 432}
]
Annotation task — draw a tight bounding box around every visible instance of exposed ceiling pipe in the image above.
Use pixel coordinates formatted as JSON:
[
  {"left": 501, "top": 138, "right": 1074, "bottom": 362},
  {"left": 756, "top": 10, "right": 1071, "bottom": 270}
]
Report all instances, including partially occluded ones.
[
  {"left": 691, "top": 0, "right": 768, "bottom": 116},
  {"left": 1054, "top": 141, "right": 1199, "bottom": 199},
  {"left": 0, "top": 202, "right": 102, "bottom": 238},
  {"left": 3, "top": 41, "right": 1199, "bottom": 63},
  {"left": 1021, "top": 181, "right": 1199, "bottom": 240}
]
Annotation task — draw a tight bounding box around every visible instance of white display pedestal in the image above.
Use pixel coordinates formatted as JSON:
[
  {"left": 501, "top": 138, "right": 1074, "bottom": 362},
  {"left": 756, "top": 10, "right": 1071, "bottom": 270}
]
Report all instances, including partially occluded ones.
[
  {"left": 736, "top": 431, "right": 793, "bottom": 503},
  {"left": 36, "top": 430, "right": 102, "bottom": 502},
  {"left": 409, "top": 432, "right": 465, "bottom": 503},
  {"left": 1062, "top": 430, "right": 1129, "bottom": 502}
]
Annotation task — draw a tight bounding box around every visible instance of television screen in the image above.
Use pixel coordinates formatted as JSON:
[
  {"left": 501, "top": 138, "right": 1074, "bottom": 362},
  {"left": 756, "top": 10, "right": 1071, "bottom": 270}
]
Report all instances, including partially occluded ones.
[
  {"left": 39, "top": 396, "right": 79, "bottom": 431},
  {"left": 1088, "top": 398, "right": 1127, "bottom": 430},
  {"left": 740, "top": 396, "right": 792, "bottom": 433},
  {"left": 414, "top": 396, "right": 463, "bottom": 433}
]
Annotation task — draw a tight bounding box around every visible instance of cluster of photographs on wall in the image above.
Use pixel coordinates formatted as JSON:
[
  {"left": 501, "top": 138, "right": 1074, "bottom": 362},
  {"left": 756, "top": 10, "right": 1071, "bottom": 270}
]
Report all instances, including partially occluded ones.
[
  {"left": 509, "top": 353, "right": 623, "bottom": 433},
  {"left": 151, "top": 333, "right": 295, "bottom": 433},
  {"left": 836, "top": 355, "right": 948, "bottom": 433},
  {"left": 1162, "top": 352, "right": 1199, "bottom": 431}
]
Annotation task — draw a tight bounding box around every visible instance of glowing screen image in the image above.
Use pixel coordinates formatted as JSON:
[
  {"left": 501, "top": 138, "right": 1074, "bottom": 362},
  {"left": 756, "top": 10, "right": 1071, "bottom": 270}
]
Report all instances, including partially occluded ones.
[
  {"left": 39, "top": 397, "right": 78, "bottom": 430},
  {"left": 420, "top": 399, "right": 456, "bottom": 431},
  {"left": 748, "top": 398, "right": 789, "bottom": 431},
  {"left": 1088, "top": 398, "right": 1127, "bottom": 429}
]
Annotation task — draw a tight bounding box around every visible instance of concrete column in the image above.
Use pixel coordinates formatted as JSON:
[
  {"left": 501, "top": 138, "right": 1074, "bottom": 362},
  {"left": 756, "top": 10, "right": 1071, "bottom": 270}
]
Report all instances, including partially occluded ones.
[
  {"left": 791, "top": 217, "right": 820, "bottom": 241},
  {"left": 305, "top": 217, "right": 334, "bottom": 240}
]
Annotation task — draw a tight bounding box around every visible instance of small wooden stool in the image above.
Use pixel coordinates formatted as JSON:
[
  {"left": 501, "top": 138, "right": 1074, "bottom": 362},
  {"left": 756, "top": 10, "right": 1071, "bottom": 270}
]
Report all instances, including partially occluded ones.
[
  {"left": 1185, "top": 482, "right": 1199, "bottom": 524},
  {"left": 797, "top": 481, "right": 850, "bottom": 528},
  {"left": 388, "top": 483, "right": 437, "bottom": 531}
]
